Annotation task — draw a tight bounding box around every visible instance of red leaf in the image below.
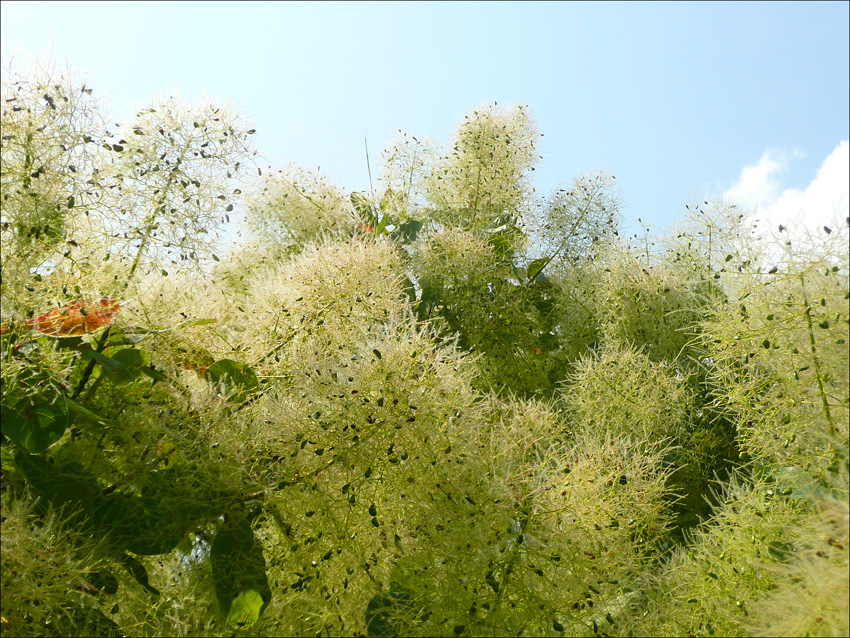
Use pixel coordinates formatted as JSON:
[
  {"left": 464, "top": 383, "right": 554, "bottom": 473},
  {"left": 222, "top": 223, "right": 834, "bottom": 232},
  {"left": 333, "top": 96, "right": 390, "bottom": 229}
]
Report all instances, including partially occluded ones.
[{"left": 26, "top": 297, "right": 121, "bottom": 336}]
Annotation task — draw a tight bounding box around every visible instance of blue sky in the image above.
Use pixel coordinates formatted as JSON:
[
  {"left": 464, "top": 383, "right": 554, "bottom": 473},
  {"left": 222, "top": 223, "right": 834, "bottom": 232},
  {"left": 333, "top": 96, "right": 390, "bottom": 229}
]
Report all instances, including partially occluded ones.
[{"left": 2, "top": 1, "right": 848, "bottom": 241}]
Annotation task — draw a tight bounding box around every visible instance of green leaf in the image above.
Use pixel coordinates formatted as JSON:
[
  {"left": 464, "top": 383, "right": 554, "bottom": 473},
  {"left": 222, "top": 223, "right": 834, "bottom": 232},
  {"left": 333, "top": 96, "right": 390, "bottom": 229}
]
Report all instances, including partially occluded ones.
[
  {"left": 375, "top": 212, "right": 391, "bottom": 236},
  {"left": 53, "top": 335, "right": 86, "bottom": 350},
  {"left": 105, "top": 333, "right": 148, "bottom": 347},
  {"left": 139, "top": 365, "right": 170, "bottom": 384},
  {"left": 527, "top": 257, "right": 549, "bottom": 281},
  {"left": 415, "top": 285, "right": 441, "bottom": 321},
  {"left": 211, "top": 516, "right": 271, "bottom": 626},
  {"left": 69, "top": 606, "right": 122, "bottom": 637},
  {"left": 82, "top": 350, "right": 135, "bottom": 382},
  {"left": 14, "top": 455, "right": 97, "bottom": 523},
  {"left": 87, "top": 569, "right": 119, "bottom": 595},
  {"left": 120, "top": 552, "right": 160, "bottom": 596},
  {"left": 98, "top": 493, "right": 189, "bottom": 555},
  {"left": 402, "top": 277, "right": 417, "bottom": 304},
  {"left": 226, "top": 589, "right": 266, "bottom": 628},
  {"left": 74, "top": 568, "right": 119, "bottom": 598},
  {"left": 64, "top": 396, "right": 109, "bottom": 426},
  {"left": 2, "top": 398, "right": 70, "bottom": 453},
  {"left": 365, "top": 590, "right": 415, "bottom": 637},
  {"left": 351, "top": 192, "right": 380, "bottom": 228},
  {"left": 141, "top": 466, "right": 216, "bottom": 521},
  {"left": 206, "top": 359, "right": 259, "bottom": 403},
  {"left": 768, "top": 540, "right": 796, "bottom": 562},
  {"left": 486, "top": 232, "right": 514, "bottom": 259},
  {"left": 419, "top": 284, "right": 440, "bottom": 304},
  {"left": 108, "top": 348, "right": 149, "bottom": 383},
  {"left": 397, "top": 219, "right": 423, "bottom": 243},
  {"left": 365, "top": 592, "right": 396, "bottom": 637},
  {"left": 350, "top": 191, "right": 372, "bottom": 216},
  {"left": 531, "top": 292, "right": 556, "bottom": 315}
]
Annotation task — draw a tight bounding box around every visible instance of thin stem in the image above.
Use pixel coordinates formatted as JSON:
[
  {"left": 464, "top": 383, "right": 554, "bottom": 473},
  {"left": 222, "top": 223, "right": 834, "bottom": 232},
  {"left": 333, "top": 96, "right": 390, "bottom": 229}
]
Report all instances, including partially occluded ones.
[
  {"left": 70, "top": 326, "right": 111, "bottom": 400},
  {"left": 405, "top": 141, "right": 419, "bottom": 205},
  {"left": 121, "top": 158, "right": 182, "bottom": 291},
  {"left": 82, "top": 372, "right": 104, "bottom": 402},
  {"left": 799, "top": 274, "right": 836, "bottom": 438},
  {"left": 481, "top": 498, "right": 532, "bottom": 626},
  {"left": 365, "top": 135, "right": 375, "bottom": 200},
  {"left": 526, "top": 193, "right": 596, "bottom": 284}
]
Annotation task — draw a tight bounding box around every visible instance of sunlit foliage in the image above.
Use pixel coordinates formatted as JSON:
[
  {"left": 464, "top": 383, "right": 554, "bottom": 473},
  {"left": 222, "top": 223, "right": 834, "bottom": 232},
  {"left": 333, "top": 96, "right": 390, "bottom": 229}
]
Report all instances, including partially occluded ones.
[{"left": 2, "top": 57, "right": 847, "bottom": 637}]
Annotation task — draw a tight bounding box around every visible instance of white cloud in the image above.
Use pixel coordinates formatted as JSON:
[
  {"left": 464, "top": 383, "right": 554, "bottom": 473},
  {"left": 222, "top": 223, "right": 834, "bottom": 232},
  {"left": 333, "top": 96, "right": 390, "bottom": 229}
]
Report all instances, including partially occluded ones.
[
  {"left": 771, "top": 141, "right": 848, "bottom": 230},
  {"left": 724, "top": 148, "right": 790, "bottom": 209},
  {"left": 724, "top": 142, "right": 849, "bottom": 251}
]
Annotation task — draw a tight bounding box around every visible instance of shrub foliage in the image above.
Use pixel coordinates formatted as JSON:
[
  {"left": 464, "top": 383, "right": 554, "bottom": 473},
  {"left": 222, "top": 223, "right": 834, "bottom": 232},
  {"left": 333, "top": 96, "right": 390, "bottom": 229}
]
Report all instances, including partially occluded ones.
[{"left": 2, "top": 57, "right": 847, "bottom": 637}]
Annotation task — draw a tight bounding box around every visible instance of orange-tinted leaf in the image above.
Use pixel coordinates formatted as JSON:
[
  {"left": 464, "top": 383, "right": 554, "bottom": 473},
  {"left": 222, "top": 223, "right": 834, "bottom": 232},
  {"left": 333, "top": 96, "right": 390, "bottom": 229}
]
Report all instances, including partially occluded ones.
[
  {"left": 168, "top": 341, "right": 215, "bottom": 377},
  {"left": 26, "top": 297, "right": 120, "bottom": 337},
  {"left": 357, "top": 222, "right": 374, "bottom": 235}
]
